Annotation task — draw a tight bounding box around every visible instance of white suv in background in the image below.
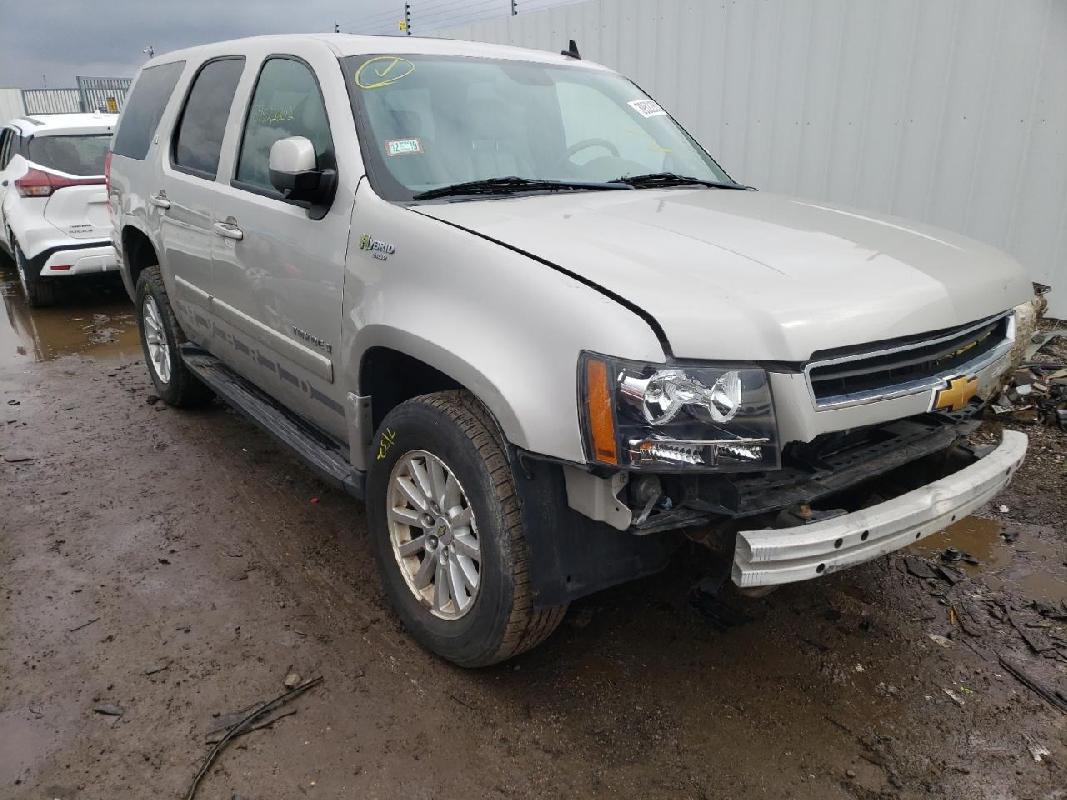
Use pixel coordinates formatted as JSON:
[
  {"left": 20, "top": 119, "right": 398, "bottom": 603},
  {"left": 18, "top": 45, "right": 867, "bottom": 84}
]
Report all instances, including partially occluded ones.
[{"left": 0, "top": 112, "right": 118, "bottom": 306}]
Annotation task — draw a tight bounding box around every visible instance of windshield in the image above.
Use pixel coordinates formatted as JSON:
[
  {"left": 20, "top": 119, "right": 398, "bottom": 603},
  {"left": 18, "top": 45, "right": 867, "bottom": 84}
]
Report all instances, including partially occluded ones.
[
  {"left": 343, "top": 55, "right": 734, "bottom": 201},
  {"left": 28, "top": 134, "right": 111, "bottom": 176}
]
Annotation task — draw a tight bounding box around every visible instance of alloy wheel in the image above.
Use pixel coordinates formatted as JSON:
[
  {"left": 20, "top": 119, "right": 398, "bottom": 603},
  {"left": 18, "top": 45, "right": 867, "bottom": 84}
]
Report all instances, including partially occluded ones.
[
  {"left": 142, "top": 295, "right": 171, "bottom": 384},
  {"left": 386, "top": 450, "right": 481, "bottom": 620}
]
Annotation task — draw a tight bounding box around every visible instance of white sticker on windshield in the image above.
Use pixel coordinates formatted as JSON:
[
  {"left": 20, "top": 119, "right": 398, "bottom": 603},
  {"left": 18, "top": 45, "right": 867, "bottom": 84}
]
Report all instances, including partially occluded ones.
[
  {"left": 628, "top": 99, "right": 666, "bottom": 118},
  {"left": 386, "top": 138, "right": 423, "bottom": 156}
]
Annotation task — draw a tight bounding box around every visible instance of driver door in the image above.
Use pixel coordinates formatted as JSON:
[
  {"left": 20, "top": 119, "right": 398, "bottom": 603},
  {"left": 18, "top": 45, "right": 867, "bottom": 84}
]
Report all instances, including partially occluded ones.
[{"left": 209, "top": 47, "right": 357, "bottom": 439}]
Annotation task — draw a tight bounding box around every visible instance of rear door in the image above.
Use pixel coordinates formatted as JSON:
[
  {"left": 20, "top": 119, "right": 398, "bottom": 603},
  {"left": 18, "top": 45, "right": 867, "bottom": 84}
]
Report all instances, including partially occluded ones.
[
  {"left": 157, "top": 56, "right": 245, "bottom": 321},
  {"left": 208, "top": 46, "right": 358, "bottom": 438}
]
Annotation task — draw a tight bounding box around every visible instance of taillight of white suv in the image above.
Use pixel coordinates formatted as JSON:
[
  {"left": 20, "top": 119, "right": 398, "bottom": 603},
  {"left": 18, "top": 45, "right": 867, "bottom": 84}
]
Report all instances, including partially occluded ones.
[{"left": 15, "top": 167, "right": 104, "bottom": 198}]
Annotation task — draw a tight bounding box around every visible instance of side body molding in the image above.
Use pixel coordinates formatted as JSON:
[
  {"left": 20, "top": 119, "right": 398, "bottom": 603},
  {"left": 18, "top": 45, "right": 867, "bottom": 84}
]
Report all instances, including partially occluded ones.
[{"left": 172, "top": 275, "right": 334, "bottom": 384}]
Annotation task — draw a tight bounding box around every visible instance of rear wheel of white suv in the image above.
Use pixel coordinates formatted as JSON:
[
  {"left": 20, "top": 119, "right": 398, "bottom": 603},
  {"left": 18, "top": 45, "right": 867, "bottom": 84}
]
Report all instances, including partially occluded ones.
[
  {"left": 14, "top": 243, "right": 58, "bottom": 308},
  {"left": 366, "top": 391, "right": 567, "bottom": 667},
  {"left": 135, "top": 266, "right": 213, "bottom": 407}
]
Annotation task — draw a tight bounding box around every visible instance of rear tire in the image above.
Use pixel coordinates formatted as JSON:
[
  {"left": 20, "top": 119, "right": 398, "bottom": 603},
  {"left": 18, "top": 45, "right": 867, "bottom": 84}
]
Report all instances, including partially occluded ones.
[
  {"left": 366, "top": 391, "right": 567, "bottom": 667},
  {"left": 14, "top": 243, "right": 57, "bottom": 307},
  {"left": 135, "top": 265, "right": 213, "bottom": 407}
]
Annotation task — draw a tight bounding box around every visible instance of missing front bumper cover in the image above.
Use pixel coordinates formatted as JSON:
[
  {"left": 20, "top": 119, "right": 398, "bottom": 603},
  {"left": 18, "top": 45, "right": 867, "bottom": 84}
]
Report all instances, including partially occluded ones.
[{"left": 731, "top": 430, "right": 1027, "bottom": 587}]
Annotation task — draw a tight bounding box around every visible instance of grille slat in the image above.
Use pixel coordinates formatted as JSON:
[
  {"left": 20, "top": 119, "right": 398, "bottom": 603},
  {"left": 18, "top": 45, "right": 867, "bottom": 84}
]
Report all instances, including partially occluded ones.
[{"left": 806, "top": 313, "right": 1013, "bottom": 409}]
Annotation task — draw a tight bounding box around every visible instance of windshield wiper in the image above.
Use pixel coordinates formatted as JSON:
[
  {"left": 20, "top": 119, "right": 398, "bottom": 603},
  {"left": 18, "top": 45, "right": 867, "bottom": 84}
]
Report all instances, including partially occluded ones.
[
  {"left": 412, "top": 176, "right": 632, "bottom": 200},
  {"left": 611, "top": 172, "right": 750, "bottom": 190}
]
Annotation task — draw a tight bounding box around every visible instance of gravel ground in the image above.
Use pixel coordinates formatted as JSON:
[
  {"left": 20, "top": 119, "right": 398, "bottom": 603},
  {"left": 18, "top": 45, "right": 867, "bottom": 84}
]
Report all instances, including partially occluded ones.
[{"left": 1, "top": 269, "right": 1064, "bottom": 799}]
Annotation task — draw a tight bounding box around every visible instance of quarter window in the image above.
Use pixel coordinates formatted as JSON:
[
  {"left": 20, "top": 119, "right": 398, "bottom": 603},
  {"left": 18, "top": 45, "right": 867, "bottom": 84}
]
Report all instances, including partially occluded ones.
[
  {"left": 112, "top": 61, "right": 185, "bottom": 160},
  {"left": 173, "top": 57, "right": 245, "bottom": 179},
  {"left": 235, "top": 57, "right": 333, "bottom": 192}
]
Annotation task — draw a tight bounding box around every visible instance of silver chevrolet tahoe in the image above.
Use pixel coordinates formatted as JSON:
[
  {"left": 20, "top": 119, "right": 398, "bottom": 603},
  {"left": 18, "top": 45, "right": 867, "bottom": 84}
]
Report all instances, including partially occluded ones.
[{"left": 108, "top": 34, "right": 1032, "bottom": 666}]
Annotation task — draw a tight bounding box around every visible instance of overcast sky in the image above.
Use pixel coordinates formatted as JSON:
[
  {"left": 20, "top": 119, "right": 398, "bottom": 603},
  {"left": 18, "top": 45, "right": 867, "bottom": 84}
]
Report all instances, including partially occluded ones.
[{"left": 0, "top": 0, "right": 409, "bottom": 88}]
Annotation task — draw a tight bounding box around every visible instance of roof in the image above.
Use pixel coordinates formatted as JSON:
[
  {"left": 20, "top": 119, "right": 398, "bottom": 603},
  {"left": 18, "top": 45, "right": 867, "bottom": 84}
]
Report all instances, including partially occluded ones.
[
  {"left": 146, "top": 33, "right": 609, "bottom": 72},
  {"left": 8, "top": 112, "right": 118, "bottom": 136}
]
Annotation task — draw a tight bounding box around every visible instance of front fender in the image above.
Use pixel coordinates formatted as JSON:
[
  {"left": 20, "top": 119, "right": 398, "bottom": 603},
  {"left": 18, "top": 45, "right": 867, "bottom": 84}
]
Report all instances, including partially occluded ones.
[{"left": 341, "top": 186, "right": 666, "bottom": 464}]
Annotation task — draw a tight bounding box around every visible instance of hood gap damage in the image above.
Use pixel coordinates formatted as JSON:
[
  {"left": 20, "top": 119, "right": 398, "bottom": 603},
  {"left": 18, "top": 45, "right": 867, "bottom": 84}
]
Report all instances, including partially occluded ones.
[{"left": 414, "top": 210, "right": 675, "bottom": 359}]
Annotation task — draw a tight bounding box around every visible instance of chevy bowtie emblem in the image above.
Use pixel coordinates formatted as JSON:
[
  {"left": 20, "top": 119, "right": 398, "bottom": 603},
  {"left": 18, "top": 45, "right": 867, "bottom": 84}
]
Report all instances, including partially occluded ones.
[{"left": 932, "top": 375, "right": 978, "bottom": 412}]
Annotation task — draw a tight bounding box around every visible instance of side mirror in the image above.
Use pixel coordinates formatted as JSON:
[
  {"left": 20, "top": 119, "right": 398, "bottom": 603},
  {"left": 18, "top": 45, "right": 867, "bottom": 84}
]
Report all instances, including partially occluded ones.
[
  {"left": 269, "top": 136, "right": 318, "bottom": 192},
  {"left": 268, "top": 136, "right": 336, "bottom": 218}
]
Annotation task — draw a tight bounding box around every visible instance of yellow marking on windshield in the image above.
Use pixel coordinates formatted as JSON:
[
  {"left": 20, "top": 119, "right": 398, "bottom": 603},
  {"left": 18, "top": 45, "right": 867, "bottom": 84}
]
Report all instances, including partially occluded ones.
[{"left": 355, "top": 57, "right": 416, "bottom": 89}]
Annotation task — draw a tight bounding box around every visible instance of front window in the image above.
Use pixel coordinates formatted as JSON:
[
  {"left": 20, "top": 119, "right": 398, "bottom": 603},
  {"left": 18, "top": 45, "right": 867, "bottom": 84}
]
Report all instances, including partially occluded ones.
[
  {"left": 28, "top": 134, "right": 111, "bottom": 176},
  {"left": 235, "top": 56, "right": 335, "bottom": 194},
  {"left": 343, "top": 54, "right": 734, "bottom": 201}
]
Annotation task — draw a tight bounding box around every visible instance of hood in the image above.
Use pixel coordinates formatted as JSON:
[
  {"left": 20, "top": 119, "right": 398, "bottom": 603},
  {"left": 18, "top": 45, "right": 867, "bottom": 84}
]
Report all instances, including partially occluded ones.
[{"left": 416, "top": 189, "right": 1033, "bottom": 361}]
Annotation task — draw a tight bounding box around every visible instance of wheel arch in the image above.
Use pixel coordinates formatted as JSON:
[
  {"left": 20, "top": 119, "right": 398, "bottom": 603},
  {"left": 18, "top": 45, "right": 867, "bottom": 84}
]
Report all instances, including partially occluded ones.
[
  {"left": 355, "top": 327, "right": 528, "bottom": 459},
  {"left": 120, "top": 223, "right": 159, "bottom": 300}
]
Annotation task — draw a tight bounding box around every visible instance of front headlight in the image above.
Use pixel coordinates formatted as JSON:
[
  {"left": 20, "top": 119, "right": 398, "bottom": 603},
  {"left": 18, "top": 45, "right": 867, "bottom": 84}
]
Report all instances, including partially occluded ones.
[{"left": 580, "top": 353, "right": 779, "bottom": 471}]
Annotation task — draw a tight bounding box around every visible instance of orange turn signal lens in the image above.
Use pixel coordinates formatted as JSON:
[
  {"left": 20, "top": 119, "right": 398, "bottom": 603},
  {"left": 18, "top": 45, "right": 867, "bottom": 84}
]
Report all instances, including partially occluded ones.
[{"left": 585, "top": 357, "right": 618, "bottom": 465}]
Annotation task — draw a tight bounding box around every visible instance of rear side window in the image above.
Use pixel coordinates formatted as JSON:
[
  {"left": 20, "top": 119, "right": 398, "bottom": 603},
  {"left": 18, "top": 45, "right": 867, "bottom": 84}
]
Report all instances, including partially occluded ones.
[
  {"left": 112, "top": 61, "right": 185, "bottom": 160},
  {"left": 173, "top": 57, "right": 245, "bottom": 179},
  {"left": 28, "top": 135, "right": 111, "bottom": 175},
  {"left": 235, "top": 57, "right": 333, "bottom": 192}
]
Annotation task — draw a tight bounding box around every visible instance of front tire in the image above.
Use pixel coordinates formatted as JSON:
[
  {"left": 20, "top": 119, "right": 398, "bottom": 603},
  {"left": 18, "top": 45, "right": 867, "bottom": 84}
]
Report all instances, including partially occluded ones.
[
  {"left": 367, "top": 391, "right": 567, "bottom": 667},
  {"left": 135, "top": 266, "right": 213, "bottom": 407}
]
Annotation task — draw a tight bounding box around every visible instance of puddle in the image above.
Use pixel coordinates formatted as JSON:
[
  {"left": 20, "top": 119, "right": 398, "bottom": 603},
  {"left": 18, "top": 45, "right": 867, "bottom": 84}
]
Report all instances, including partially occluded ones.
[
  {"left": 0, "top": 260, "right": 141, "bottom": 366},
  {"left": 910, "top": 517, "right": 1012, "bottom": 572},
  {"left": 910, "top": 516, "right": 1067, "bottom": 603}
]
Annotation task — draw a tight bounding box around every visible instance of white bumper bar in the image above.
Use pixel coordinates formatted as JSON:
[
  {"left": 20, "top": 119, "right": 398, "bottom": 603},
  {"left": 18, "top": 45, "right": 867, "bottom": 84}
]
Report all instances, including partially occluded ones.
[
  {"left": 732, "top": 430, "right": 1028, "bottom": 588},
  {"left": 39, "top": 244, "right": 118, "bottom": 277}
]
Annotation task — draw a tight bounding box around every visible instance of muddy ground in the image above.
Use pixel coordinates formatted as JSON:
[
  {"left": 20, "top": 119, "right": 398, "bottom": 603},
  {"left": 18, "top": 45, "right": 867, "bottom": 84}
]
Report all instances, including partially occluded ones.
[{"left": 1, "top": 264, "right": 1065, "bottom": 800}]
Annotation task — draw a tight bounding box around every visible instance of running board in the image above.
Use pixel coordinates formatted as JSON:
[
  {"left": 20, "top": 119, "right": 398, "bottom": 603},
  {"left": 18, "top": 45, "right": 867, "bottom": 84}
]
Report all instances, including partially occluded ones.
[{"left": 181, "top": 346, "right": 365, "bottom": 499}]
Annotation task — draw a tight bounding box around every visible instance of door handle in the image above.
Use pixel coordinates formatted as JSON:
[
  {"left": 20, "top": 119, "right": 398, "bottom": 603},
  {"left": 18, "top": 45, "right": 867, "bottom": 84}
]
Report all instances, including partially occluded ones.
[
  {"left": 149, "top": 193, "right": 171, "bottom": 209},
  {"left": 213, "top": 221, "right": 244, "bottom": 241}
]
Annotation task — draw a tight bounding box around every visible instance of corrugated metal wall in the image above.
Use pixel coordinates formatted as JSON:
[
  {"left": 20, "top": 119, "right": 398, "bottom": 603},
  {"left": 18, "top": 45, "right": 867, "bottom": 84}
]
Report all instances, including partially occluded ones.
[
  {"left": 441, "top": 0, "right": 1067, "bottom": 316},
  {"left": 0, "top": 88, "right": 25, "bottom": 127},
  {"left": 21, "top": 88, "right": 84, "bottom": 114}
]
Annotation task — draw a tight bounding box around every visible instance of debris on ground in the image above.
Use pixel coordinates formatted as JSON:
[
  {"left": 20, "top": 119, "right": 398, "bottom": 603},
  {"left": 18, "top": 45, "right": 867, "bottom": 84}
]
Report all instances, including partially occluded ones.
[
  {"left": 688, "top": 575, "right": 752, "bottom": 630},
  {"left": 93, "top": 704, "right": 125, "bottom": 717},
  {"left": 989, "top": 321, "right": 1067, "bottom": 428},
  {"left": 185, "top": 675, "right": 323, "bottom": 800},
  {"left": 205, "top": 706, "right": 298, "bottom": 744},
  {"left": 1023, "top": 734, "right": 1051, "bottom": 763},
  {"left": 943, "top": 688, "right": 966, "bottom": 707},
  {"left": 999, "top": 656, "right": 1067, "bottom": 714}
]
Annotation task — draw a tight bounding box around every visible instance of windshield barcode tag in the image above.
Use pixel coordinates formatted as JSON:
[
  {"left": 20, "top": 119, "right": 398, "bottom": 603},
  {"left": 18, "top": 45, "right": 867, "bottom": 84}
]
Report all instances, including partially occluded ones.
[{"left": 628, "top": 99, "right": 666, "bottom": 118}]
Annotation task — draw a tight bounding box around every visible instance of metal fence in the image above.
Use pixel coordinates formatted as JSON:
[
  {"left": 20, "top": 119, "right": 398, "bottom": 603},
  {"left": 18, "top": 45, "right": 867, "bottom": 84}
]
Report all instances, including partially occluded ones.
[
  {"left": 21, "top": 88, "right": 83, "bottom": 115},
  {"left": 21, "top": 76, "right": 131, "bottom": 115},
  {"left": 76, "top": 76, "right": 131, "bottom": 114}
]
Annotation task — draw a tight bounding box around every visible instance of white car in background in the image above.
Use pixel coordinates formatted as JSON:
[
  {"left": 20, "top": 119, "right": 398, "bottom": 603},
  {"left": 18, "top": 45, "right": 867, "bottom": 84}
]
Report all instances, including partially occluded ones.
[{"left": 0, "top": 112, "right": 118, "bottom": 306}]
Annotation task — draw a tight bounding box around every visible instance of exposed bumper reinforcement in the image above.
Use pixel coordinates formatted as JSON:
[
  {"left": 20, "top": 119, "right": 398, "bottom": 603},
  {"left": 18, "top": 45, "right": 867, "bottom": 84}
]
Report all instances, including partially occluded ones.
[{"left": 732, "top": 430, "right": 1028, "bottom": 588}]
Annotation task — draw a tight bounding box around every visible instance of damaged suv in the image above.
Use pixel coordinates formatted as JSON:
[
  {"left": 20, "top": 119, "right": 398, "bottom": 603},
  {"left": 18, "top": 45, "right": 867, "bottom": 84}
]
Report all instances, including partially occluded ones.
[{"left": 109, "top": 35, "right": 1032, "bottom": 666}]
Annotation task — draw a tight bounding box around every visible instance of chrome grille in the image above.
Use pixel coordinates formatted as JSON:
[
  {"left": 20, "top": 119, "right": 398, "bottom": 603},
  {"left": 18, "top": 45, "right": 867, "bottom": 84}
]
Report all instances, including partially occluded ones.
[{"left": 806, "top": 312, "right": 1014, "bottom": 409}]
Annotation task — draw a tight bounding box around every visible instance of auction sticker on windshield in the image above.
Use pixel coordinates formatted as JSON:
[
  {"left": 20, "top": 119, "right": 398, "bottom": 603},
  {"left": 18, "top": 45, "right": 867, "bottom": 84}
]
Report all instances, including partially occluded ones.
[
  {"left": 355, "top": 56, "right": 416, "bottom": 89},
  {"left": 386, "top": 138, "right": 423, "bottom": 156},
  {"left": 628, "top": 99, "right": 666, "bottom": 118}
]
